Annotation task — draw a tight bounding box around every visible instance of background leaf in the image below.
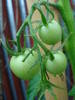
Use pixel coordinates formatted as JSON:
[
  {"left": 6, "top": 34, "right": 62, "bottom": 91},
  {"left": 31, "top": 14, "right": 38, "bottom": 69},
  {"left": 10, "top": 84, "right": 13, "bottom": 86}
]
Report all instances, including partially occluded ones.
[
  {"left": 69, "top": 86, "right": 75, "bottom": 96},
  {"left": 27, "top": 73, "right": 41, "bottom": 100}
]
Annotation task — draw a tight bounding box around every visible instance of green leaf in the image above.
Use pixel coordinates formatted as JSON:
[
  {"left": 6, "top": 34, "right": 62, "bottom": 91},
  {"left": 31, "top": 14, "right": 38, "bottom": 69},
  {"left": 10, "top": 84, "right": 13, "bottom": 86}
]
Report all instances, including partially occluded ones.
[
  {"left": 38, "top": 91, "right": 44, "bottom": 100},
  {"left": 69, "top": 86, "right": 75, "bottom": 96},
  {"left": 27, "top": 73, "right": 41, "bottom": 100},
  {"left": 28, "top": 72, "right": 41, "bottom": 86}
]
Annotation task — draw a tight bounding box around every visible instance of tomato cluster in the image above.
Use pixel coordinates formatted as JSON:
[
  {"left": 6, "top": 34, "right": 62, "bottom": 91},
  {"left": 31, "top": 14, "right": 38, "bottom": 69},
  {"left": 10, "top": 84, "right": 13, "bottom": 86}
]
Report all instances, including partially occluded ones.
[{"left": 10, "top": 20, "right": 67, "bottom": 80}]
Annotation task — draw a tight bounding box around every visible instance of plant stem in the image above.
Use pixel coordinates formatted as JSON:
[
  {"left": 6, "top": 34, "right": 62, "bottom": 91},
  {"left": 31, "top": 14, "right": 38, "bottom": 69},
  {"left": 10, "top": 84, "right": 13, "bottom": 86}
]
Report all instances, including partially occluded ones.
[
  {"left": 57, "top": 0, "right": 75, "bottom": 81},
  {"left": 1, "top": 41, "right": 21, "bottom": 56},
  {"left": 57, "top": 0, "right": 75, "bottom": 33},
  {"left": 28, "top": 18, "right": 54, "bottom": 60},
  {"left": 40, "top": 2, "right": 54, "bottom": 20},
  {"left": 16, "top": 18, "right": 28, "bottom": 37},
  {"left": 16, "top": 36, "right": 21, "bottom": 52},
  {"left": 16, "top": 19, "right": 28, "bottom": 52},
  {"left": 35, "top": 37, "right": 54, "bottom": 60},
  {"left": 34, "top": 4, "right": 48, "bottom": 25},
  {"left": 28, "top": 4, "right": 54, "bottom": 60}
]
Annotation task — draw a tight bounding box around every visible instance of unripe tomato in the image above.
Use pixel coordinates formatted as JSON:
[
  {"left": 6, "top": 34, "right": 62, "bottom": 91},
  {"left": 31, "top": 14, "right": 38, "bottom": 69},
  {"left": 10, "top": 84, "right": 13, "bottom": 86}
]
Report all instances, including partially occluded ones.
[
  {"left": 10, "top": 49, "right": 40, "bottom": 80},
  {"left": 39, "top": 20, "right": 62, "bottom": 45},
  {"left": 46, "top": 51, "right": 67, "bottom": 76}
]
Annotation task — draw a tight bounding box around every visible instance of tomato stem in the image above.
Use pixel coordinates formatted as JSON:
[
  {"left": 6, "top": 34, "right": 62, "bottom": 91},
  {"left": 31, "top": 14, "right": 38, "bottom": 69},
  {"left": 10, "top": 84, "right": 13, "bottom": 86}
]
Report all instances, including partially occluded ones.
[
  {"left": 34, "top": 4, "right": 48, "bottom": 26},
  {"left": 22, "top": 44, "right": 36, "bottom": 62},
  {"left": 2, "top": 1, "right": 56, "bottom": 59},
  {"left": 1, "top": 40, "right": 21, "bottom": 56},
  {"left": 27, "top": 4, "right": 54, "bottom": 60},
  {"left": 40, "top": 2, "right": 54, "bottom": 20},
  {"left": 28, "top": 19, "right": 54, "bottom": 60},
  {"left": 16, "top": 19, "right": 28, "bottom": 52}
]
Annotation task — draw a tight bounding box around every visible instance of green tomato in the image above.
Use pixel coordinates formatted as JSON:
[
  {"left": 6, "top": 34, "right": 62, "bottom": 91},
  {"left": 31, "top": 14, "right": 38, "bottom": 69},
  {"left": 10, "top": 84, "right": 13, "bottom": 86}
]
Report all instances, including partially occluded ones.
[
  {"left": 10, "top": 49, "right": 40, "bottom": 80},
  {"left": 46, "top": 51, "right": 67, "bottom": 76},
  {"left": 39, "top": 20, "right": 62, "bottom": 45}
]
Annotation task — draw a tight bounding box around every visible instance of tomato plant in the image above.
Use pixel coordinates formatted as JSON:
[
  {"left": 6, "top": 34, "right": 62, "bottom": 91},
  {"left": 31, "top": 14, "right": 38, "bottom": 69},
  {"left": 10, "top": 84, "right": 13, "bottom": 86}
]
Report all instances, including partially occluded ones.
[
  {"left": 46, "top": 51, "right": 67, "bottom": 76},
  {"left": 1, "top": 0, "right": 75, "bottom": 99},
  {"left": 39, "top": 20, "right": 62, "bottom": 45},
  {"left": 10, "top": 49, "right": 40, "bottom": 80}
]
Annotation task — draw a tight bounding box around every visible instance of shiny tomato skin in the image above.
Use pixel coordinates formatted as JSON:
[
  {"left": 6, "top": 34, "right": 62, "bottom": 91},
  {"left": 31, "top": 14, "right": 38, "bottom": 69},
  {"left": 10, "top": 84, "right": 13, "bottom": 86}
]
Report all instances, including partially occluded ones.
[
  {"left": 46, "top": 51, "right": 67, "bottom": 75},
  {"left": 39, "top": 20, "right": 62, "bottom": 45},
  {"left": 10, "top": 49, "right": 40, "bottom": 80}
]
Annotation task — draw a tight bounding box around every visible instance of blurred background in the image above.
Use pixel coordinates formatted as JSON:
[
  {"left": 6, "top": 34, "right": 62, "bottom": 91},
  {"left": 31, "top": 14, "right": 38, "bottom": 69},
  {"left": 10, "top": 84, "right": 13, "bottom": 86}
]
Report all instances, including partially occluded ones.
[{"left": 0, "top": 0, "right": 75, "bottom": 100}]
